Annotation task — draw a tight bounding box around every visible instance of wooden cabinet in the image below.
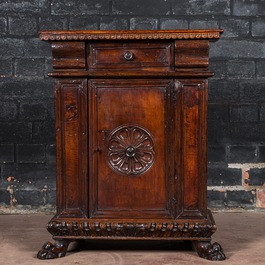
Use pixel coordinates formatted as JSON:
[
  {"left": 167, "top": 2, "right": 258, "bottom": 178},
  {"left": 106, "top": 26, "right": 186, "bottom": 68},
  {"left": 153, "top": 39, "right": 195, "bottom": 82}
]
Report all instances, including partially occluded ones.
[{"left": 38, "top": 30, "right": 225, "bottom": 261}]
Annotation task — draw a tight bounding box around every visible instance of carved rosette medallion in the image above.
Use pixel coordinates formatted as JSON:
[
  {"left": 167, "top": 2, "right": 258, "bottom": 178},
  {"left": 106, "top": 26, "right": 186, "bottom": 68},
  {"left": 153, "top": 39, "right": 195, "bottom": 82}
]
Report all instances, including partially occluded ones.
[{"left": 107, "top": 125, "right": 155, "bottom": 176}]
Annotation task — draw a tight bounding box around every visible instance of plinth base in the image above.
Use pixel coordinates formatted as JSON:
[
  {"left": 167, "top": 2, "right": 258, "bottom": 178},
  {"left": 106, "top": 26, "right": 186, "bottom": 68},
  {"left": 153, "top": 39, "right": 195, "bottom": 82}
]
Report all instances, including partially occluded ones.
[{"left": 37, "top": 210, "right": 225, "bottom": 261}]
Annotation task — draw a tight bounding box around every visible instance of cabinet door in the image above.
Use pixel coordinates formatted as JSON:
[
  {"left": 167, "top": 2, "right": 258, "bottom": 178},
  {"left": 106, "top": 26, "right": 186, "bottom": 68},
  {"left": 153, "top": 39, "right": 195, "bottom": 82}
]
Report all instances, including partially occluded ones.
[{"left": 89, "top": 79, "right": 175, "bottom": 219}]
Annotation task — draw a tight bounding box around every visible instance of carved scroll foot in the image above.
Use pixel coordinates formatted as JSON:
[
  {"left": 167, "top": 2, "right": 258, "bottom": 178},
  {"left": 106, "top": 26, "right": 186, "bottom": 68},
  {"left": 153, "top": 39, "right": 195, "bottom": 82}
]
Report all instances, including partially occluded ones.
[
  {"left": 193, "top": 241, "right": 226, "bottom": 261},
  {"left": 37, "top": 240, "right": 71, "bottom": 259}
]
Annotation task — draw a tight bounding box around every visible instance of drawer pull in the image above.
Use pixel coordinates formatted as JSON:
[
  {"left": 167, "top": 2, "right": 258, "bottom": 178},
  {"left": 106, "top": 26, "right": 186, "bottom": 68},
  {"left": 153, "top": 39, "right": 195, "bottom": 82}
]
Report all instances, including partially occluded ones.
[{"left": 123, "top": 51, "right": 134, "bottom": 61}]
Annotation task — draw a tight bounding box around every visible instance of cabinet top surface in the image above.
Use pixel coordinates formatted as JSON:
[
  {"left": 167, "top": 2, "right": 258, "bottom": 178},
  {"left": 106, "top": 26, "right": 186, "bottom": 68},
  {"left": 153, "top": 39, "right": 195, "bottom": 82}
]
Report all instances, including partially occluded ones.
[{"left": 39, "top": 29, "right": 223, "bottom": 41}]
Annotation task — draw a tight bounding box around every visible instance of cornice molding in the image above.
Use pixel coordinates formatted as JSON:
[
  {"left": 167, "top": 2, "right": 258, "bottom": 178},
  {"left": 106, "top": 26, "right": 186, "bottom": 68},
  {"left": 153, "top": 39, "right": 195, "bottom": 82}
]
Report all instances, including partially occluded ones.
[{"left": 39, "top": 30, "right": 223, "bottom": 41}]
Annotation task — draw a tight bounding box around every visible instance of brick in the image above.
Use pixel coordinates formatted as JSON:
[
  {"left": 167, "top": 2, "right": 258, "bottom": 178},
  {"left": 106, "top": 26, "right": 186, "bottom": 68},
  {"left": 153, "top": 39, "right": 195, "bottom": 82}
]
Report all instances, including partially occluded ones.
[
  {"left": 0, "top": 0, "right": 42, "bottom": 13},
  {"left": 33, "top": 121, "right": 55, "bottom": 143},
  {"left": 220, "top": 19, "right": 250, "bottom": 38},
  {"left": 70, "top": 17, "right": 99, "bottom": 30},
  {"left": 207, "top": 190, "right": 225, "bottom": 208},
  {"left": 233, "top": 0, "right": 265, "bottom": 16},
  {"left": 256, "top": 189, "right": 265, "bottom": 208},
  {"left": 39, "top": 16, "right": 68, "bottom": 31},
  {"left": 0, "top": 59, "right": 12, "bottom": 77},
  {"left": 227, "top": 60, "right": 255, "bottom": 79},
  {"left": 46, "top": 144, "right": 56, "bottom": 165},
  {"left": 190, "top": 20, "right": 219, "bottom": 30},
  {"left": 208, "top": 104, "right": 229, "bottom": 122},
  {"left": 46, "top": 189, "right": 56, "bottom": 205},
  {"left": 228, "top": 146, "right": 257, "bottom": 163},
  {"left": 208, "top": 164, "right": 242, "bottom": 186},
  {"left": 210, "top": 40, "right": 265, "bottom": 59},
  {"left": 172, "top": 0, "right": 230, "bottom": 15},
  {"left": 208, "top": 146, "right": 227, "bottom": 163},
  {"left": 130, "top": 18, "right": 158, "bottom": 30},
  {"left": 0, "top": 38, "right": 24, "bottom": 57},
  {"left": 248, "top": 168, "right": 265, "bottom": 186},
  {"left": 217, "top": 123, "right": 265, "bottom": 144},
  {"left": 0, "top": 122, "right": 32, "bottom": 144},
  {"left": 113, "top": 0, "right": 171, "bottom": 15},
  {"left": 258, "top": 146, "right": 265, "bottom": 162},
  {"left": 209, "top": 59, "right": 227, "bottom": 79},
  {"left": 100, "top": 17, "right": 129, "bottom": 30},
  {"left": 19, "top": 101, "right": 48, "bottom": 121},
  {"left": 47, "top": 102, "right": 55, "bottom": 120},
  {"left": 0, "top": 80, "right": 54, "bottom": 100},
  {"left": 23, "top": 38, "right": 52, "bottom": 58},
  {"left": 226, "top": 190, "right": 255, "bottom": 208},
  {"left": 2, "top": 164, "right": 54, "bottom": 184},
  {"left": 240, "top": 81, "right": 265, "bottom": 103},
  {"left": 51, "top": 0, "right": 110, "bottom": 15},
  {"left": 15, "top": 190, "right": 44, "bottom": 206},
  {"left": 256, "top": 61, "right": 265, "bottom": 79},
  {"left": 38, "top": 0, "right": 50, "bottom": 14},
  {"left": 208, "top": 80, "right": 239, "bottom": 103},
  {"left": 0, "top": 101, "right": 18, "bottom": 121},
  {"left": 45, "top": 58, "right": 53, "bottom": 75},
  {"left": 0, "top": 144, "right": 15, "bottom": 163},
  {"left": 16, "top": 144, "right": 45, "bottom": 163},
  {"left": 252, "top": 19, "right": 265, "bottom": 37},
  {"left": 15, "top": 58, "right": 45, "bottom": 77},
  {"left": 0, "top": 17, "right": 7, "bottom": 35},
  {"left": 9, "top": 15, "right": 38, "bottom": 36},
  {"left": 0, "top": 189, "right": 10, "bottom": 206},
  {"left": 160, "top": 19, "right": 188, "bottom": 30},
  {"left": 230, "top": 104, "right": 259, "bottom": 122},
  {"left": 208, "top": 120, "right": 218, "bottom": 145}
]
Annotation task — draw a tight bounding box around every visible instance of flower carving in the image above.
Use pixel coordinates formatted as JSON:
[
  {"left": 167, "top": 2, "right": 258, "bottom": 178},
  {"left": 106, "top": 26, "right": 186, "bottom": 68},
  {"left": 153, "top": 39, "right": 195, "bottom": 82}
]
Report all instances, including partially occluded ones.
[{"left": 107, "top": 125, "right": 155, "bottom": 176}]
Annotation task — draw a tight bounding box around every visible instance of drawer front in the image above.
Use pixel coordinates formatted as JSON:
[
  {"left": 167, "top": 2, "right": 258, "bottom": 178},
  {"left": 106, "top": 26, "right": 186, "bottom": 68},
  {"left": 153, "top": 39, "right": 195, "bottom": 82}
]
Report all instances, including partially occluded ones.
[{"left": 88, "top": 41, "right": 173, "bottom": 70}]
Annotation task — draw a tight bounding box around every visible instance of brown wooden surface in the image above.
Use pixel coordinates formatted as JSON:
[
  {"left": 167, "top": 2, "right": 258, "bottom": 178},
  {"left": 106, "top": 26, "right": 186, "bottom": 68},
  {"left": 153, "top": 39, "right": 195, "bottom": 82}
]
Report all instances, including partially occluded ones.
[
  {"left": 38, "top": 29, "right": 225, "bottom": 261},
  {"left": 89, "top": 79, "right": 173, "bottom": 218},
  {"left": 88, "top": 41, "right": 173, "bottom": 70}
]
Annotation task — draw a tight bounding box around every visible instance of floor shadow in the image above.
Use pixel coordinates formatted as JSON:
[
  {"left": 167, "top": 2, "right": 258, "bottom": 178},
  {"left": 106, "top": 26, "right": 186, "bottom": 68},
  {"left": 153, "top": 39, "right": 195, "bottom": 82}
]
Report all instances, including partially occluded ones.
[{"left": 69, "top": 239, "right": 194, "bottom": 252}]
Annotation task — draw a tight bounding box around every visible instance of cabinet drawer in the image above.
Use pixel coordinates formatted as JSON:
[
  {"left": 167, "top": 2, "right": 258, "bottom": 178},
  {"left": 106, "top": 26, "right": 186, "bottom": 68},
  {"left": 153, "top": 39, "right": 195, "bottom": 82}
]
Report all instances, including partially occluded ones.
[{"left": 88, "top": 41, "right": 173, "bottom": 70}]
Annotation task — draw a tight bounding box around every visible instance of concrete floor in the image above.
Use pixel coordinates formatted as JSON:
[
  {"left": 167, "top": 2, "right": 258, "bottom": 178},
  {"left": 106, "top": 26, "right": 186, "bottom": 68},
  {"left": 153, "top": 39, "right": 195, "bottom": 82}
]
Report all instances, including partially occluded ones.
[{"left": 0, "top": 212, "right": 264, "bottom": 265}]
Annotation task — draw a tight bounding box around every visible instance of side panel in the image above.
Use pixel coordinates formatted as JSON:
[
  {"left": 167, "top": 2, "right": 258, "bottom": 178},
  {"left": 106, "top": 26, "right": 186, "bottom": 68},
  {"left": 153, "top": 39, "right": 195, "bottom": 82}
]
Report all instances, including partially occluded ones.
[
  {"left": 176, "top": 79, "right": 208, "bottom": 219},
  {"left": 55, "top": 79, "right": 88, "bottom": 218}
]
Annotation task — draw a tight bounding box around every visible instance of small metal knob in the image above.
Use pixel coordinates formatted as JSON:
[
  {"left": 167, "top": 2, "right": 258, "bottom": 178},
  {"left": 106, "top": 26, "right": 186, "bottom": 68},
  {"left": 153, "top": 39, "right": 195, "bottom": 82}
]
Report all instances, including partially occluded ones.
[
  {"left": 125, "top": 146, "right": 136, "bottom": 157},
  {"left": 123, "top": 51, "right": 134, "bottom": 61}
]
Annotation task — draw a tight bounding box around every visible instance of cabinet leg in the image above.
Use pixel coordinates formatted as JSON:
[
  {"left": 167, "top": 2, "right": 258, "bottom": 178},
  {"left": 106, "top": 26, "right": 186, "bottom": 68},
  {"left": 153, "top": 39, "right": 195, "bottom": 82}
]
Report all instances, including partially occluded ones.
[
  {"left": 37, "top": 239, "right": 72, "bottom": 259},
  {"left": 192, "top": 240, "right": 226, "bottom": 261}
]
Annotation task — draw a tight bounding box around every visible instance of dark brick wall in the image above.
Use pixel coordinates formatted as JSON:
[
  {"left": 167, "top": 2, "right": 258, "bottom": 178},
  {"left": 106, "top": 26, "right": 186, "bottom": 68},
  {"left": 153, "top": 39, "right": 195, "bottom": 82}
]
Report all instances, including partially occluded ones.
[{"left": 1, "top": 0, "right": 265, "bottom": 212}]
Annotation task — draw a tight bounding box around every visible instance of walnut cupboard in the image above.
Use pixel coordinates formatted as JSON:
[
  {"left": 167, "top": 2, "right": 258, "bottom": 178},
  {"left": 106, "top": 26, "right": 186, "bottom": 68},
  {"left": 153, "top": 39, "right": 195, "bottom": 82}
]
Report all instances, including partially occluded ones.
[{"left": 37, "top": 29, "right": 225, "bottom": 261}]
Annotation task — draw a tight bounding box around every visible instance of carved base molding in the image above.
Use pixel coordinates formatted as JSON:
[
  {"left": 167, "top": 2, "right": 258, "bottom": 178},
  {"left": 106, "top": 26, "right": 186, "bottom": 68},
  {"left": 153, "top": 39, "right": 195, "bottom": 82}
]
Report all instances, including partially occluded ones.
[
  {"left": 47, "top": 220, "right": 215, "bottom": 239},
  {"left": 46, "top": 214, "right": 217, "bottom": 240}
]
